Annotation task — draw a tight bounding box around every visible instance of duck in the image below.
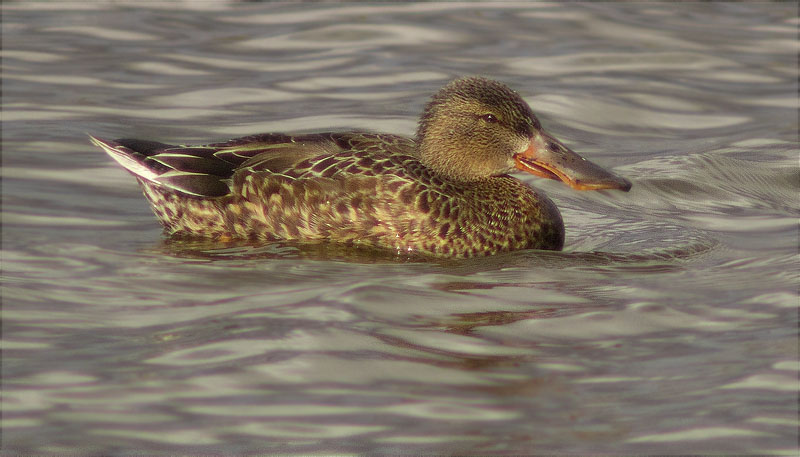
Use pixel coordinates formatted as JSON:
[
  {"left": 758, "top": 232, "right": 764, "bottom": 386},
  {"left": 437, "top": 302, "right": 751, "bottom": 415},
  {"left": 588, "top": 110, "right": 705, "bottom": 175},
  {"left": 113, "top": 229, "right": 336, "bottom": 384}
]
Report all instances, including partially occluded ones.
[{"left": 90, "top": 76, "right": 631, "bottom": 258}]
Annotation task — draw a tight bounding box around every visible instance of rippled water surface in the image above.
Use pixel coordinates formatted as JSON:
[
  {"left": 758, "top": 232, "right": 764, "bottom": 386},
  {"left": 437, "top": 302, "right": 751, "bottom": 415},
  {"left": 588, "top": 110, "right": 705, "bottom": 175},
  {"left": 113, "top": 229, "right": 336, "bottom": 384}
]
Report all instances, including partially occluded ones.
[{"left": 3, "top": 3, "right": 798, "bottom": 455}]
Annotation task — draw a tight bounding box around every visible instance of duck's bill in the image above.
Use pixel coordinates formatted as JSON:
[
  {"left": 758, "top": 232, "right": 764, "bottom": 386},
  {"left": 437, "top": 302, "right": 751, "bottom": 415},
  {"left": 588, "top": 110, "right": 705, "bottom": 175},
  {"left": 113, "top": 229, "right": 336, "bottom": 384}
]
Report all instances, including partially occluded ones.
[{"left": 513, "top": 131, "right": 632, "bottom": 191}]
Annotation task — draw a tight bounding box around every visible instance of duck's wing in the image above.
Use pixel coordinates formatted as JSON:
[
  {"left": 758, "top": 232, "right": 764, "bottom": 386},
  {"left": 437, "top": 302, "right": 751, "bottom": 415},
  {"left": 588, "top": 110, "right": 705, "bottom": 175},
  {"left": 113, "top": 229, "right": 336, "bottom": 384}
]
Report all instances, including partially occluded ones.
[
  {"left": 228, "top": 133, "right": 421, "bottom": 227},
  {"left": 235, "top": 133, "right": 417, "bottom": 179},
  {"left": 91, "top": 133, "right": 346, "bottom": 197}
]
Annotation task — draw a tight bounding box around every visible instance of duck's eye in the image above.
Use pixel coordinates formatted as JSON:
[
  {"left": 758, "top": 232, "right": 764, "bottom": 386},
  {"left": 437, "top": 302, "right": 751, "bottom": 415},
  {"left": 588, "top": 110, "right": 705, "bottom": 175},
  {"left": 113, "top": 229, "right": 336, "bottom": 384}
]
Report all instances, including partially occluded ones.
[{"left": 480, "top": 113, "right": 499, "bottom": 123}]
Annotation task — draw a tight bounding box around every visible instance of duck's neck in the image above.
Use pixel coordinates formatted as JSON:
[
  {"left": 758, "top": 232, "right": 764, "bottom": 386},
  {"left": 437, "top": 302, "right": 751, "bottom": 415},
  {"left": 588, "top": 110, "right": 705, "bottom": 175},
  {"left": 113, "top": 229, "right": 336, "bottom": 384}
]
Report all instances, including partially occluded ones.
[{"left": 415, "top": 133, "right": 511, "bottom": 183}]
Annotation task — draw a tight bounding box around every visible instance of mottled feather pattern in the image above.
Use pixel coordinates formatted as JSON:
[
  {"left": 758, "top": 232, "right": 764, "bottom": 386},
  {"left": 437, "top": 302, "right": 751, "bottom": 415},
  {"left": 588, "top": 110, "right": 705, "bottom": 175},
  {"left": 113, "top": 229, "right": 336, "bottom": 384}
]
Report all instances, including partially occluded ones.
[{"left": 110, "top": 131, "right": 562, "bottom": 257}]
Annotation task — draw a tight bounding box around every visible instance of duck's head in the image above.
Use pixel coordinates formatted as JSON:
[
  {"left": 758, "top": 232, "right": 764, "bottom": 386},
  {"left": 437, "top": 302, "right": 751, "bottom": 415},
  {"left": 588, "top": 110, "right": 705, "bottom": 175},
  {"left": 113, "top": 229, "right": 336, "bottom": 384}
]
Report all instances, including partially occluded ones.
[{"left": 416, "top": 77, "right": 631, "bottom": 191}]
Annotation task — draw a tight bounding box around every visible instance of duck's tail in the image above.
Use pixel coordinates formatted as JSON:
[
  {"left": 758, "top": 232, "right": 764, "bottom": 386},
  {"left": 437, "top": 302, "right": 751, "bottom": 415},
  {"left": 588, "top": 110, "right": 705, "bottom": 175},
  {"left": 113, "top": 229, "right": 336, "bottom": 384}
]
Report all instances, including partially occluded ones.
[
  {"left": 89, "top": 135, "right": 232, "bottom": 197},
  {"left": 89, "top": 135, "right": 168, "bottom": 183}
]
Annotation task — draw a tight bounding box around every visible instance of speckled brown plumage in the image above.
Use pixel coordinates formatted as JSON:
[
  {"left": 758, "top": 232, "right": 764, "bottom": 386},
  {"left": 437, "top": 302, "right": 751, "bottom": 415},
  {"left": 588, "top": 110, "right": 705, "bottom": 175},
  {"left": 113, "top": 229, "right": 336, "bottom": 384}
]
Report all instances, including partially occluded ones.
[{"left": 92, "top": 77, "right": 630, "bottom": 258}]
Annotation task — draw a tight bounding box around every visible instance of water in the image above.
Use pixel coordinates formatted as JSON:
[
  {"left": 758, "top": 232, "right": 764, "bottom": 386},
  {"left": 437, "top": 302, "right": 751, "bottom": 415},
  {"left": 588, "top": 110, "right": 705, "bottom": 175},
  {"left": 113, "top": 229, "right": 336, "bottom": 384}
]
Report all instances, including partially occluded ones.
[{"left": 2, "top": 2, "right": 798, "bottom": 455}]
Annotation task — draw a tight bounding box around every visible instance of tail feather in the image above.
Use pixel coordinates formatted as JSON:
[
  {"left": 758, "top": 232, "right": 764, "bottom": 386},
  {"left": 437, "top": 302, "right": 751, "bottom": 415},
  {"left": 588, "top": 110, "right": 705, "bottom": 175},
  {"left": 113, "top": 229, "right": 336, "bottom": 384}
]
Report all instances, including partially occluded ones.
[
  {"left": 155, "top": 170, "right": 231, "bottom": 197},
  {"left": 90, "top": 135, "right": 166, "bottom": 182},
  {"left": 89, "top": 135, "right": 232, "bottom": 197},
  {"left": 115, "top": 138, "right": 172, "bottom": 156},
  {"left": 147, "top": 152, "right": 235, "bottom": 177}
]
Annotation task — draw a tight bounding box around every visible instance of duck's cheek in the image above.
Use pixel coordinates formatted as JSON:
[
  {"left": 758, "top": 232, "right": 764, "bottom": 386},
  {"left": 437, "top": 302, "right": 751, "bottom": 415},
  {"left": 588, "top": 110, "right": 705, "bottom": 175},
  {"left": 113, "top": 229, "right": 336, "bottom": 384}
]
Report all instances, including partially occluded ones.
[{"left": 503, "top": 156, "right": 521, "bottom": 175}]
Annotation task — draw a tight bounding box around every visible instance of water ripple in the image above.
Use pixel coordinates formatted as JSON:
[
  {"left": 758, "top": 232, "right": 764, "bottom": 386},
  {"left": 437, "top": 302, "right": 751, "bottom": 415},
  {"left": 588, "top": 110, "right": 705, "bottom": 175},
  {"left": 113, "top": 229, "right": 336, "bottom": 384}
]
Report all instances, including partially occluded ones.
[{"left": 3, "top": 2, "right": 797, "bottom": 455}]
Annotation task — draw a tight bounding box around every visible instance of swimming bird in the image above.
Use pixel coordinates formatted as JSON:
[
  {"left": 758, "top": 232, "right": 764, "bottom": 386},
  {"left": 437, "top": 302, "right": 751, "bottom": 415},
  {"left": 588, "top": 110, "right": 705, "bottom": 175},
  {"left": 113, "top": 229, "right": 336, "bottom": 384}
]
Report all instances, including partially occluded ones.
[{"left": 91, "top": 77, "right": 630, "bottom": 258}]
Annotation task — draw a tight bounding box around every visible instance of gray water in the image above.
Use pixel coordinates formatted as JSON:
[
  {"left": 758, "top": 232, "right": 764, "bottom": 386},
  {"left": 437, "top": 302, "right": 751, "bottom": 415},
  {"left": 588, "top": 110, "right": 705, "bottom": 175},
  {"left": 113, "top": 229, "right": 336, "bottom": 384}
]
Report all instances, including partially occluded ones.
[{"left": 2, "top": 2, "right": 798, "bottom": 455}]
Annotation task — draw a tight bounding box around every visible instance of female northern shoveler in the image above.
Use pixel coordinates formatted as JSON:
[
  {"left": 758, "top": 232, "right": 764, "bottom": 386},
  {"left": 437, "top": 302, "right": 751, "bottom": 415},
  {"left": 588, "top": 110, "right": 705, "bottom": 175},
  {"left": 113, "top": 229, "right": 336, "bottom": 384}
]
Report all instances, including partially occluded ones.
[{"left": 91, "top": 77, "right": 630, "bottom": 258}]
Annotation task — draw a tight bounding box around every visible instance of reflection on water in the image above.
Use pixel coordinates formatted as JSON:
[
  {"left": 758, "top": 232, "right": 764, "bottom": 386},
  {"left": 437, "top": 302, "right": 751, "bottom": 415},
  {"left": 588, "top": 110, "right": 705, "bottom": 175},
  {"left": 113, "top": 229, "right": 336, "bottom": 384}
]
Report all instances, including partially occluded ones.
[{"left": 2, "top": 2, "right": 798, "bottom": 455}]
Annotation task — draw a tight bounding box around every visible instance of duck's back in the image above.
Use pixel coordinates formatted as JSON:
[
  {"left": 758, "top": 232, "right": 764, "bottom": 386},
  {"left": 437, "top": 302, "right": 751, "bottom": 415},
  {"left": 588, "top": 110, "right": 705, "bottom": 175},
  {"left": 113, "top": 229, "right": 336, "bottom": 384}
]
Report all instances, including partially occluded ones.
[{"left": 93, "top": 132, "right": 563, "bottom": 257}]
